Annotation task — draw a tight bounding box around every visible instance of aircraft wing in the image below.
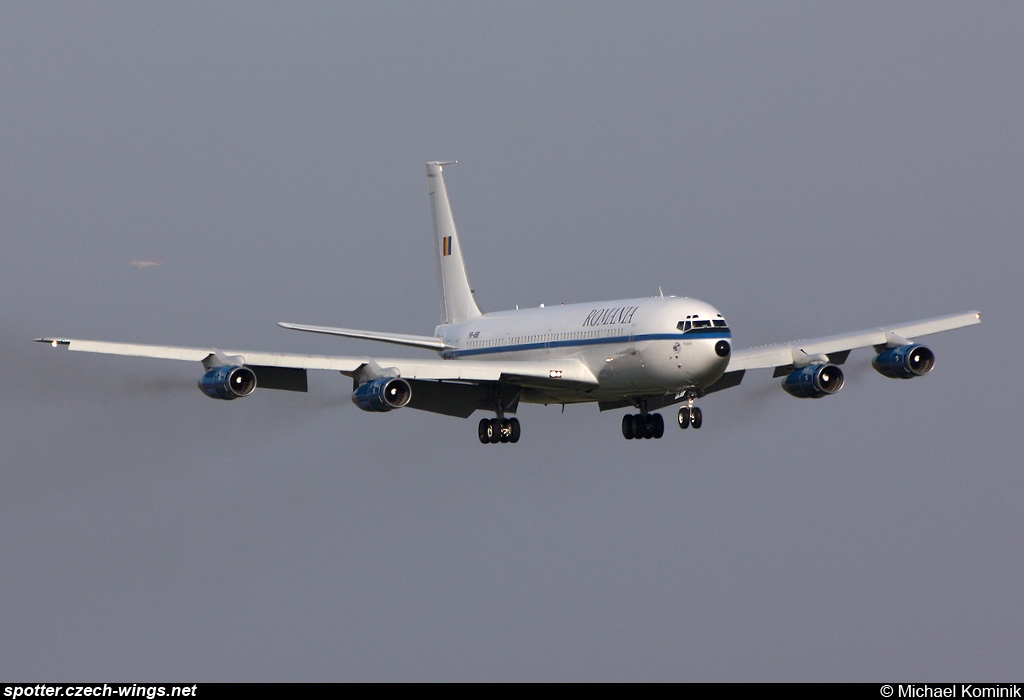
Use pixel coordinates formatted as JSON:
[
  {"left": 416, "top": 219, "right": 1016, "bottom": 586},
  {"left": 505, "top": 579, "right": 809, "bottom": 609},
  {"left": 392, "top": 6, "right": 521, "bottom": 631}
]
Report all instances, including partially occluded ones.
[
  {"left": 35, "top": 337, "right": 598, "bottom": 414},
  {"left": 36, "top": 338, "right": 364, "bottom": 370},
  {"left": 726, "top": 311, "right": 981, "bottom": 373}
]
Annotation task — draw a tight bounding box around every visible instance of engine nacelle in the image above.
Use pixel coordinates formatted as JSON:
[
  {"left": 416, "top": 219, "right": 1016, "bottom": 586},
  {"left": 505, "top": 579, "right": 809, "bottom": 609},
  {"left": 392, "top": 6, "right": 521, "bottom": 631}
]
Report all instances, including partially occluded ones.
[
  {"left": 781, "top": 364, "right": 845, "bottom": 399},
  {"left": 352, "top": 377, "right": 412, "bottom": 412},
  {"left": 872, "top": 344, "right": 935, "bottom": 379},
  {"left": 199, "top": 365, "right": 257, "bottom": 400}
]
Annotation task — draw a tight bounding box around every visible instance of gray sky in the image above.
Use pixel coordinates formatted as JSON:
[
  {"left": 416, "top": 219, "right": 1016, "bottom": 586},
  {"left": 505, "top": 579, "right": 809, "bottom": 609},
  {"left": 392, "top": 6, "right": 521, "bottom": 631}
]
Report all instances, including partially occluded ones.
[{"left": 2, "top": 2, "right": 1021, "bottom": 681}]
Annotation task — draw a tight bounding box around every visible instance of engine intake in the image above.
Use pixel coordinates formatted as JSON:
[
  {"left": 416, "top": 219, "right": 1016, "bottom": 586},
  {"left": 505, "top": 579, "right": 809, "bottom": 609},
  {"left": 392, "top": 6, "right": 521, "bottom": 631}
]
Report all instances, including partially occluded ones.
[
  {"left": 352, "top": 377, "right": 412, "bottom": 412},
  {"left": 199, "top": 366, "right": 257, "bottom": 400},
  {"left": 782, "top": 364, "right": 844, "bottom": 399},
  {"left": 872, "top": 344, "right": 935, "bottom": 379}
]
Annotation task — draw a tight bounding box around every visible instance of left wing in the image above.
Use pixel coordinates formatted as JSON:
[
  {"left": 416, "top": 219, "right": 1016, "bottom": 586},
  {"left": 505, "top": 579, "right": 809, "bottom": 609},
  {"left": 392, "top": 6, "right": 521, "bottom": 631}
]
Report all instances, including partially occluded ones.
[{"left": 727, "top": 311, "right": 980, "bottom": 373}]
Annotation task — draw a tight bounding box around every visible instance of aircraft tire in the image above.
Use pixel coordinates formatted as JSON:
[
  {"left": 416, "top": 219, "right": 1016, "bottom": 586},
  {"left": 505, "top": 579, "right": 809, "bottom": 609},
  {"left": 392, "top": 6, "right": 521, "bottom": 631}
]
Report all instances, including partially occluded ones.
[
  {"left": 622, "top": 414, "right": 634, "bottom": 439},
  {"left": 652, "top": 413, "right": 665, "bottom": 439},
  {"left": 632, "top": 414, "right": 646, "bottom": 439},
  {"left": 488, "top": 419, "right": 501, "bottom": 443},
  {"left": 691, "top": 407, "right": 703, "bottom": 429},
  {"left": 678, "top": 407, "right": 690, "bottom": 429},
  {"left": 509, "top": 417, "right": 521, "bottom": 443},
  {"left": 478, "top": 418, "right": 491, "bottom": 444}
]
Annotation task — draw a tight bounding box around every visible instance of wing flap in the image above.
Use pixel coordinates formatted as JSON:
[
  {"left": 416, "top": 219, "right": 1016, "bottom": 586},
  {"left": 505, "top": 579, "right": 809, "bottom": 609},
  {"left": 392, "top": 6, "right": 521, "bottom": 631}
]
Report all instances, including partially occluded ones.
[
  {"left": 249, "top": 366, "right": 308, "bottom": 392},
  {"left": 405, "top": 380, "right": 491, "bottom": 418}
]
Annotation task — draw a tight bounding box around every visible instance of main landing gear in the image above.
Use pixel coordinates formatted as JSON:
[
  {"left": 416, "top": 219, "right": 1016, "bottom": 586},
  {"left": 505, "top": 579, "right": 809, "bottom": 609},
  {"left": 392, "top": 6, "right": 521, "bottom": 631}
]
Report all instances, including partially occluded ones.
[
  {"left": 478, "top": 417, "right": 521, "bottom": 444},
  {"left": 621, "top": 412, "right": 665, "bottom": 440}
]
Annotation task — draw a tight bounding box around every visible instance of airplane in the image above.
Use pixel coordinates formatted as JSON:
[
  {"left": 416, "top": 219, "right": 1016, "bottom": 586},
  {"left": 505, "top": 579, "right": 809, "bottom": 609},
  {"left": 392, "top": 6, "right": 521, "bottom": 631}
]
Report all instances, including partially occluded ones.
[{"left": 37, "top": 161, "right": 980, "bottom": 444}]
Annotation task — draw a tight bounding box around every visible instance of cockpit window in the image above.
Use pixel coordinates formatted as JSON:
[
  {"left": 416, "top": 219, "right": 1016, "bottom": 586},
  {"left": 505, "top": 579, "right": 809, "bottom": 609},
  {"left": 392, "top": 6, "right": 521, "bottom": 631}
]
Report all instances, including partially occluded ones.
[{"left": 677, "top": 317, "right": 730, "bottom": 334}]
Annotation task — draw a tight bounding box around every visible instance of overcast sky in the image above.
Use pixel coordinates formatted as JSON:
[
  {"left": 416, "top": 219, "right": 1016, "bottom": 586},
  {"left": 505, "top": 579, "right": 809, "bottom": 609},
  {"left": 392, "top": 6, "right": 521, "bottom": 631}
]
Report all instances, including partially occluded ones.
[{"left": 2, "top": 2, "right": 1022, "bottom": 681}]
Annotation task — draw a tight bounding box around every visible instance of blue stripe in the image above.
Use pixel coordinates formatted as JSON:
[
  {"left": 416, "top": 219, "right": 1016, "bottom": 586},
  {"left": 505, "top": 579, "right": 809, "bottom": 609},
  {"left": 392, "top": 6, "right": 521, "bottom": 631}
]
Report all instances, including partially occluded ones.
[{"left": 450, "top": 331, "right": 732, "bottom": 358}]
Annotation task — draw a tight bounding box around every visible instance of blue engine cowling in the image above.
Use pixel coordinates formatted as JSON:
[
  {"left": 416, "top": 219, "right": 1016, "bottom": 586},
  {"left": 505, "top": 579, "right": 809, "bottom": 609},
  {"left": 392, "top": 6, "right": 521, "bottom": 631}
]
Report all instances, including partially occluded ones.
[
  {"left": 198, "top": 365, "right": 257, "bottom": 400},
  {"left": 352, "top": 377, "right": 413, "bottom": 412},
  {"left": 872, "top": 344, "right": 935, "bottom": 379},
  {"left": 781, "top": 364, "right": 845, "bottom": 399}
]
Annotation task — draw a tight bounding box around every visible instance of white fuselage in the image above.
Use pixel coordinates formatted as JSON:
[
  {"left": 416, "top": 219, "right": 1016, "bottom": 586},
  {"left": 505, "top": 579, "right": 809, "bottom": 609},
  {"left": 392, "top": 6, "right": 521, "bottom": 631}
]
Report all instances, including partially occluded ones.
[{"left": 434, "top": 296, "right": 732, "bottom": 403}]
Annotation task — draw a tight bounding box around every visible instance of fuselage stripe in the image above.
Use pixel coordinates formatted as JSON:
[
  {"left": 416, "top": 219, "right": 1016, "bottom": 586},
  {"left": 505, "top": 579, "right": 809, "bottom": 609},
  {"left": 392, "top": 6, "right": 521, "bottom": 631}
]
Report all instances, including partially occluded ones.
[{"left": 448, "top": 331, "right": 732, "bottom": 358}]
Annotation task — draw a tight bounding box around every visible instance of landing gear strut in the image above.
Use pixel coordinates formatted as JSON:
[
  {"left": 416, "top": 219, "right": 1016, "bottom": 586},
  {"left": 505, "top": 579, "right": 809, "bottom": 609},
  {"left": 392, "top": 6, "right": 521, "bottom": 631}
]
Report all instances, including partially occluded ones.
[{"left": 478, "top": 417, "right": 520, "bottom": 444}]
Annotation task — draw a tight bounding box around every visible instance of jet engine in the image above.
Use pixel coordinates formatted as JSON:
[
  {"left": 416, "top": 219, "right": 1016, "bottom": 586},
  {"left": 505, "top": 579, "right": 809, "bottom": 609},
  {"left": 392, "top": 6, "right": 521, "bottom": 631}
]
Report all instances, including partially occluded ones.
[
  {"left": 781, "top": 364, "right": 845, "bottom": 399},
  {"left": 198, "top": 365, "right": 257, "bottom": 400},
  {"left": 872, "top": 344, "right": 935, "bottom": 379},
  {"left": 352, "top": 377, "right": 413, "bottom": 412}
]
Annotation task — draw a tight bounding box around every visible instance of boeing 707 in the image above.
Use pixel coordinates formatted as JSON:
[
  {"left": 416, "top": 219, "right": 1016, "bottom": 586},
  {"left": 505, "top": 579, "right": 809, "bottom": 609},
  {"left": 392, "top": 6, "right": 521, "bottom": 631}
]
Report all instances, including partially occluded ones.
[{"left": 37, "top": 162, "right": 980, "bottom": 443}]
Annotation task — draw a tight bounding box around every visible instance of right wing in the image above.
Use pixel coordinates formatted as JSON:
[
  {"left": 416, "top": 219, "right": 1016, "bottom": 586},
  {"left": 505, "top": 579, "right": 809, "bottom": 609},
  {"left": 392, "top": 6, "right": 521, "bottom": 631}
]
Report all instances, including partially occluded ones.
[{"left": 35, "top": 337, "right": 598, "bottom": 417}]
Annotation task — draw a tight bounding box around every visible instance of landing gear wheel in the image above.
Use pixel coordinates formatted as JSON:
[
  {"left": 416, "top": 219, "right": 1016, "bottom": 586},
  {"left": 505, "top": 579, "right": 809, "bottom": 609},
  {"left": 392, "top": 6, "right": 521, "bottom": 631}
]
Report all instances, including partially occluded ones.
[
  {"left": 678, "top": 407, "right": 690, "bottom": 429},
  {"left": 690, "top": 406, "right": 703, "bottom": 429},
  {"left": 651, "top": 413, "right": 665, "bottom": 439},
  {"left": 622, "top": 414, "right": 635, "bottom": 440},
  {"left": 631, "top": 414, "right": 646, "bottom": 439},
  {"left": 644, "top": 417, "right": 656, "bottom": 439},
  {"left": 480, "top": 416, "right": 521, "bottom": 444}
]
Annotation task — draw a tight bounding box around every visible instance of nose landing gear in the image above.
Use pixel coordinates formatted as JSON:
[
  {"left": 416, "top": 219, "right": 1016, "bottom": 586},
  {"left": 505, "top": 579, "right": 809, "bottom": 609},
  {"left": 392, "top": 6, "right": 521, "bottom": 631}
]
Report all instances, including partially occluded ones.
[
  {"left": 675, "top": 387, "right": 704, "bottom": 429},
  {"left": 677, "top": 404, "right": 703, "bottom": 429}
]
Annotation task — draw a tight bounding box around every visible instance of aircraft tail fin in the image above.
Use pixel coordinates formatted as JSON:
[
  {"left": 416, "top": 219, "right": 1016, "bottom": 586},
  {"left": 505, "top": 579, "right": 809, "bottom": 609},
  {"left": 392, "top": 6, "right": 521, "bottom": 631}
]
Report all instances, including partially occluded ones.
[{"left": 426, "top": 161, "right": 482, "bottom": 324}]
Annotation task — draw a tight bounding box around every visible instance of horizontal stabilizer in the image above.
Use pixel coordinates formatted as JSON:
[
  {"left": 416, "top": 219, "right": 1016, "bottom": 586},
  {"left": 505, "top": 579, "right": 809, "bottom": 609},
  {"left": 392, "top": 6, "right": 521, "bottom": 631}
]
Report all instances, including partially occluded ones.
[{"left": 277, "top": 322, "right": 452, "bottom": 350}]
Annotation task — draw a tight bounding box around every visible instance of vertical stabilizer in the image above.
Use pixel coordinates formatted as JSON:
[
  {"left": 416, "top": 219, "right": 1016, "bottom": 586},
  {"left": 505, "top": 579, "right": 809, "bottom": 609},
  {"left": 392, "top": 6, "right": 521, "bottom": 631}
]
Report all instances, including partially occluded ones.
[{"left": 426, "top": 162, "right": 483, "bottom": 324}]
